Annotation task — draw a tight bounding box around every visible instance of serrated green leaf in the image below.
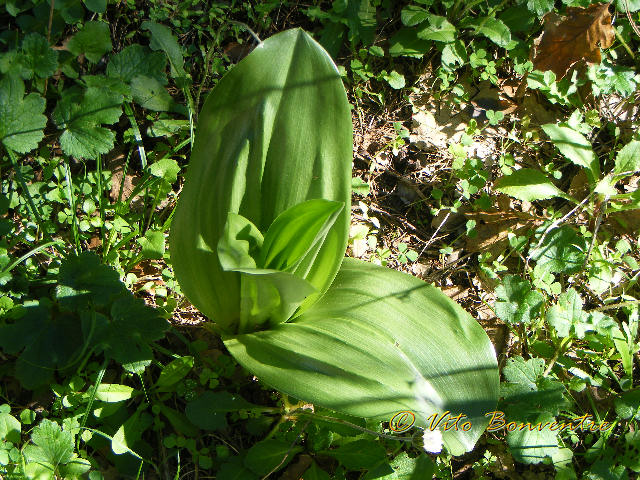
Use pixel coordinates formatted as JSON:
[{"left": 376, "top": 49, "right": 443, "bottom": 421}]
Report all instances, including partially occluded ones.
[
  {"left": 495, "top": 275, "right": 544, "bottom": 325},
  {"left": 244, "top": 439, "right": 302, "bottom": 476},
  {"left": 417, "top": 15, "right": 456, "bottom": 43},
  {"left": 21, "top": 33, "right": 58, "bottom": 79},
  {"left": 614, "top": 140, "right": 640, "bottom": 176},
  {"left": 67, "top": 21, "right": 112, "bottom": 63},
  {"left": 547, "top": 288, "right": 586, "bottom": 338},
  {"left": 156, "top": 356, "right": 194, "bottom": 388},
  {"left": 495, "top": 168, "right": 565, "bottom": 201},
  {"left": 95, "top": 384, "right": 135, "bottom": 402},
  {"left": 529, "top": 225, "right": 587, "bottom": 274},
  {"left": 0, "top": 75, "right": 47, "bottom": 153},
  {"left": 25, "top": 419, "right": 74, "bottom": 467},
  {"left": 542, "top": 124, "right": 600, "bottom": 183},
  {"left": 52, "top": 87, "right": 123, "bottom": 159},
  {"left": 507, "top": 412, "right": 562, "bottom": 464}
]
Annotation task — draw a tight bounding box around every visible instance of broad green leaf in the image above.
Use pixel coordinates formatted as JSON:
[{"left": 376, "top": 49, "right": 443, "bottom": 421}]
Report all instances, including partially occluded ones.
[
  {"left": 441, "top": 40, "right": 467, "bottom": 69},
  {"left": 137, "top": 230, "right": 165, "bottom": 260},
  {"left": 547, "top": 289, "right": 614, "bottom": 339},
  {"left": 385, "top": 70, "right": 406, "bottom": 89},
  {"left": 218, "top": 213, "right": 263, "bottom": 271},
  {"left": 130, "top": 75, "right": 176, "bottom": 112},
  {"left": 95, "top": 384, "right": 135, "bottom": 402},
  {"left": 615, "top": 389, "right": 640, "bottom": 420},
  {"left": 389, "top": 28, "right": 432, "bottom": 58},
  {"left": 259, "top": 199, "right": 343, "bottom": 272},
  {"left": 111, "top": 410, "right": 152, "bottom": 455},
  {"left": 495, "top": 168, "right": 565, "bottom": 201},
  {"left": 142, "top": 21, "right": 186, "bottom": 79},
  {"left": 83, "top": 0, "right": 106, "bottom": 13},
  {"left": 305, "top": 462, "right": 330, "bottom": 480},
  {"left": 158, "top": 404, "right": 199, "bottom": 437},
  {"left": 506, "top": 412, "right": 562, "bottom": 464},
  {"left": 217, "top": 457, "right": 259, "bottom": 480},
  {"left": 169, "top": 29, "right": 352, "bottom": 333},
  {"left": 541, "top": 124, "right": 600, "bottom": 183},
  {"left": 467, "top": 17, "right": 512, "bottom": 48},
  {"left": 401, "top": 5, "right": 429, "bottom": 26},
  {"left": 58, "top": 455, "right": 91, "bottom": 476},
  {"left": 0, "top": 412, "right": 21, "bottom": 443},
  {"left": 0, "top": 75, "right": 47, "bottom": 153},
  {"left": 21, "top": 33, "right": 58, "bottom": 79},
  {"left": 52, "top": 86, "right": 123, "bottom": 159},
  {"left": 107, "top": 44, "right": 167, "bottom": 85},
  {"left": 156, "top": 356, "right": 194, "bottom": 388},
  {"left": 495, "top": 275, "right": 544, "bottom": 325},
  {"left": 149, "top": 157, "right": 180, "bottom": 183},
  {"left": 417, "top": 15, "right": 456, "bottom": 43},
  {"left": 614, "top": 140, "right": 640, "bottom": 176},
  {"left": 67, "top": 21, "right": 112, "bottom": 63},
  {"left": 527, "top": 0, "right": 554, "bottom": 17},
  {"left": 327, "top": 439, "right": 387, "bottom": 470},
  {"left": 225, "top": 258, "right": 499, "bottom": 455},
  {"left": 244, "top": 439, "right": 302, "bottom": 476},
  {"left": 529, "top": 225, "right": 587, "bottom": 274}
]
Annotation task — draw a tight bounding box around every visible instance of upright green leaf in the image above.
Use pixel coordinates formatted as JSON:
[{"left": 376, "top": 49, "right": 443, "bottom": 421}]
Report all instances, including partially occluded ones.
[
  {"left": 169, "top": 29, "right": 352, "bottom": 333},
  {"left": 225, "top": 258, "right": 499, "bottom": 455},
  {"left": 417, "top": 15, "right": 456, "bottom": 43},
  {"left": 141, "top": 21, "right": 186, "bottom": 80}
]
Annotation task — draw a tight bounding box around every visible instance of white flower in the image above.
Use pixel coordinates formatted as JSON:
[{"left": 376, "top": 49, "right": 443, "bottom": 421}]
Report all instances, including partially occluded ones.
[{"left": 422, "top": 428, "right": 443, "bottom": 454}]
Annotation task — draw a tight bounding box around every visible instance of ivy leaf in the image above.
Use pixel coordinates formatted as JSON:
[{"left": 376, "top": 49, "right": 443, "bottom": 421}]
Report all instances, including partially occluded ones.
[
  {"left": 495, "top": 168, "right": 564, "bottom": 201},
  {"left": 495, "top": 275, "right": 544, "bottom": 325},
  {"left": 0, "top": 75, "right": 47, "bottom": 153},
  {"left": 614, "top": 140, "right": 640, "bottom": 176},
  {"left": 52, "top": 86, "right": 123, "bottom": 159},
  {"left": 67, "top": 21, "right": 112, "bottom": 63},
  {"left": 107, "top": 44, "right": 167, "bottom": 85},
  {"left": 21, "top": 33, "right": 58, "bottom": 79},
  {"left": 23, "top": 419, "right": 74, "bottom": 468},
  {"left": 529, "top": 225, "right": 587, "bottom": 274}
]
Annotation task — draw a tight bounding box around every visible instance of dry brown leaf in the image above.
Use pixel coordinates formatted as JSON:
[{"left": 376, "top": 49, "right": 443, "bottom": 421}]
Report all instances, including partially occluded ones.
[{"left": 532, "top": 3, "right": 615, "bottom": 80}]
